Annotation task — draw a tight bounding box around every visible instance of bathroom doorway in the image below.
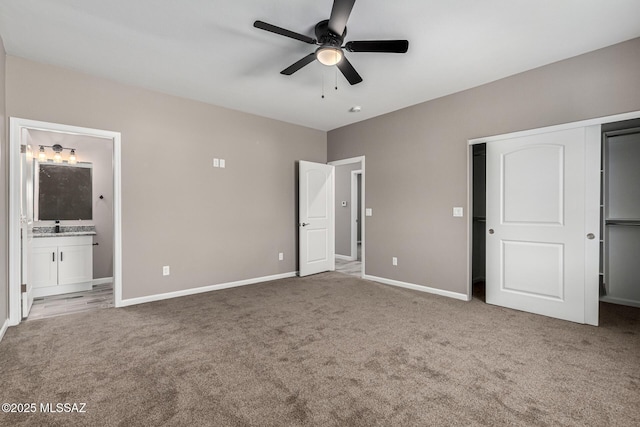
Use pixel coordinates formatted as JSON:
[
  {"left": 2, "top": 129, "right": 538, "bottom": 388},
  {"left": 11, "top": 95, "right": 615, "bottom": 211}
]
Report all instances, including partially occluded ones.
[{"left": 8, "top": 118, "right": 122, "bottom": 325}]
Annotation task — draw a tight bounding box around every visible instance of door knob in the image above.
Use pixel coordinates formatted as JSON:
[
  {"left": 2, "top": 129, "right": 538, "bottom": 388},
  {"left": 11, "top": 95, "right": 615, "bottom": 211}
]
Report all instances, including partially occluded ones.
[
  {"left": 300, "top": 222, "right": 310, "bottom": 227},
  {"left": 586, "top": 233, "right": 595, "bottom": 240},
  {"left": 488, "top": 229, "right": 495, "bottom": 234}
]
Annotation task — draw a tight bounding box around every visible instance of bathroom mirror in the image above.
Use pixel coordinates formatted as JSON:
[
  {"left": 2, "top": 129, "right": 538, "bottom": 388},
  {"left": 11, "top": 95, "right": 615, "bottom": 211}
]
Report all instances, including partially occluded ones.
[{"left": 35, "top": 161, "right": 93, "bottom": 221}]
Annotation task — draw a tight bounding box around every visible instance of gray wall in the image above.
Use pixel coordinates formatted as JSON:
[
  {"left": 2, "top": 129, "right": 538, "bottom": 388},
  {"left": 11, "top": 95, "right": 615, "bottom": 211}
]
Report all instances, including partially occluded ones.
[
  {"left": 0, "top": 36, "right": 7, "bottom": 326},
  {"left": 328, "top": 37, "right": 640, "bottom": 295},
  {"left": 28, "top": 130, "right": 114, "bottom": 280},
  {"left": 6, "top": 56, "right": 326, "bottom": 300},
  {"left": 334, "top": 162, "right": 361, "bottom": 257}
]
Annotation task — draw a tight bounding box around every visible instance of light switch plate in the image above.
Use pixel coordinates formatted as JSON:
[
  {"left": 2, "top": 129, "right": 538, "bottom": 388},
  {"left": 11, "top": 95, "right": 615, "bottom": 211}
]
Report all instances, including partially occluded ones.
[
  {"left": 278, "top": 252, "right": 284, "bottom": 261},
  {"left": 220, "top": 159, "right": 226, "bottom": 168},
  {"left": 392, "top": 257, "right": 398, "bottom": 266},
  {"left": 453, "top": 207, "right": 464, "bottom": 217},
  {"left": 365, "top": 208, "right": 372, "bottom": 217},
  {"left": 213, "top": 158, "right": 219, "bottom": 167},
  {"left": 162, "top": 266, "right": 170, "bottom": 276}
]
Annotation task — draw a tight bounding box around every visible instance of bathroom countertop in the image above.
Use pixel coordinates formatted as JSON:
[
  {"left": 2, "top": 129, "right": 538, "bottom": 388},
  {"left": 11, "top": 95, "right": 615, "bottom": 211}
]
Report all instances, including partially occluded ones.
[
  {"left": 33, "top": 231, "right": 97, "bottom": 238},
  {"left": 32, "top": 225, "right": 96, "bottom": 238}
]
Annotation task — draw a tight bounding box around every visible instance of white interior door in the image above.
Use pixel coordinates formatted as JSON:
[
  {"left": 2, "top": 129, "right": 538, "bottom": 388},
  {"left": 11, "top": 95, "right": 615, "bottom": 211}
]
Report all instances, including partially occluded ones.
[
  {"left": 486, "top": 126, "right": 600, "bottom": 325},
  {"left": 299, "top": 161, "right": 335, "bottom": 277}
]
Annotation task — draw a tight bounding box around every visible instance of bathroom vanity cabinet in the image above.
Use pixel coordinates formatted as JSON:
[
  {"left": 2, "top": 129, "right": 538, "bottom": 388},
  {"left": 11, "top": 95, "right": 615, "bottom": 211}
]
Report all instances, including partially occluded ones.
[{"left": 31, "top": 235, "right": 94, "bottom": 297}]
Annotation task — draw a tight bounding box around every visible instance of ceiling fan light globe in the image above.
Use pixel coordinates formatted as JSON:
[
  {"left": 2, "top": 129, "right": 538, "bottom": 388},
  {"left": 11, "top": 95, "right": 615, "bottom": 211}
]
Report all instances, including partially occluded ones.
[{"left": 316, "top": 47, "right": 343, "bottom": 66}]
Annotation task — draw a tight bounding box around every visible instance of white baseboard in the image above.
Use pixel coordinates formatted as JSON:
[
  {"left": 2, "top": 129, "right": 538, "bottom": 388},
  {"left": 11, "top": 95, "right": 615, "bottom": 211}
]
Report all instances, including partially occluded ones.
[
  {"left": 363, "top": 274, "right": 470, "bottom": 301},
  {"left": 0, "top": 318, "right": 9, "bottom": 344},
  {"left": 33, "top": 282, "right": 93, "bottom": 298},
  {"left": 335, "top": 254, "right": 354, "bottom": 261},
  {"left": 119, "top": 272, "right": 297, "bottom": 307},
  {"left": 600, "top": 295, "right": 640, "bottom": 308},
  {"left": 92, "top": 277, "right": 114, "bottom": 286}
]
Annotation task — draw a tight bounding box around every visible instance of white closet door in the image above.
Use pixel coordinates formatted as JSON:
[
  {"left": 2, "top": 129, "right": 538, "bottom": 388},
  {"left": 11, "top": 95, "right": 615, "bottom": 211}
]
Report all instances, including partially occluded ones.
[{"left": 486, "top": 126, "right": 600, "bottom": 325}]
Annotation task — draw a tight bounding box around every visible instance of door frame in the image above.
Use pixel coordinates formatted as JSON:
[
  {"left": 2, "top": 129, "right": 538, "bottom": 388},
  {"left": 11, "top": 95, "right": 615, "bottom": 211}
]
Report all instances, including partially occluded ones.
[
  {"left": 350, "top": 169, "right": 362, "bottom": 261},
  {"left": 8, "top": 117, "right": 123, "bottom": 326},
  {"left": 467, "top": 110, "right": 640, "bottom": 319},
  {"left": 328, "top": 156, "right": 365, "bottom": 276}
]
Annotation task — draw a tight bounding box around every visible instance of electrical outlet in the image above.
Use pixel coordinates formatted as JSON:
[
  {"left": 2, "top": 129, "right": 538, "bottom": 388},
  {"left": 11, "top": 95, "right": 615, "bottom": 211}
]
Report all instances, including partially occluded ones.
[
  {"left": 453, "top": 207, "right": 464, "bottom": 217},
  {"left": 278, "top": 252, "right": 284, "bottom": 261},
  {"left": 162, "top": 265, "right": 170, "bottom": 276},
  {"left": 392, "top": 257, "right": 398, "bottom": 266}
]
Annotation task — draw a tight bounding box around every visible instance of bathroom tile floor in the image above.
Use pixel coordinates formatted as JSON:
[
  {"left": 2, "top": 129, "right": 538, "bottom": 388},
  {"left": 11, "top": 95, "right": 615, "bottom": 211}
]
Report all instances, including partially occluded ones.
[
  {"left": 335, "top": 244, "right": 362, "bottom": 277},
  {"left": 27, "top": 283, "right": 114, "bottom": 321}
]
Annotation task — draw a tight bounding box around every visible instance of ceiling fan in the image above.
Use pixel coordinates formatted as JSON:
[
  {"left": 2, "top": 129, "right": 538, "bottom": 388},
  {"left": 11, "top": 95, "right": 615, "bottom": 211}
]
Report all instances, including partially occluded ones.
[{"left": 254, "top": 0, "right": 409, "bottom": 85}]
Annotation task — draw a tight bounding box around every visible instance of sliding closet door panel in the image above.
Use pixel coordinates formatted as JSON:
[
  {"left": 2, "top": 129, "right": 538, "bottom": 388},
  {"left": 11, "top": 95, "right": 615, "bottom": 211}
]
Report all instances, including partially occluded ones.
[{"left": 486, "top": 126, "right": 600, "bottom": 324}]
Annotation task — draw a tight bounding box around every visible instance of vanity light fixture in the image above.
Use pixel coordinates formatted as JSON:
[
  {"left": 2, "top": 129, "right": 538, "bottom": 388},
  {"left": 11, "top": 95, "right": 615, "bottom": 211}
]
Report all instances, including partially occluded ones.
[
  {"left": 38, "top": 144, "right": 78, "bottom": 164},
  {"left": 38, "top": 145, "right": 47, "bottom": 162}
]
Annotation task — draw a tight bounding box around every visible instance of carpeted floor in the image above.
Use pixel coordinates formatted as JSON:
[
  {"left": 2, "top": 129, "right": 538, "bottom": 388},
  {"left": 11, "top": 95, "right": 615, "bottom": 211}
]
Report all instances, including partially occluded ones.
[{"left": 0, "top": 272, "right": 638, "bottom": 426}]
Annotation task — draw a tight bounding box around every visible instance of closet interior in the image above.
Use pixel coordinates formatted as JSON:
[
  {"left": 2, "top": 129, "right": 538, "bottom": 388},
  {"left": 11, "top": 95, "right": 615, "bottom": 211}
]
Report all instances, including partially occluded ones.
[{"left": 600, "top": 118, "right": 640, "bottom": 307}]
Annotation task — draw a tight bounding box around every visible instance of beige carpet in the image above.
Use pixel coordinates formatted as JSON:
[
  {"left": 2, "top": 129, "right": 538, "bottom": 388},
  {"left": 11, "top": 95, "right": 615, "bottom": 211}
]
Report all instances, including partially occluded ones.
[{"left": 0, "top": 272, "right": 638, "bottom": 426}]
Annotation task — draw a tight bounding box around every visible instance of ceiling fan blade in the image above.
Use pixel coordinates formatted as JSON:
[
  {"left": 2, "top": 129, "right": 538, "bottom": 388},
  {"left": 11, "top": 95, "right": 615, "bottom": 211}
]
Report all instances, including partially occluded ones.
[
  {"left": 254, "top": 20, "right": 316, "bottom": 44},
  {"left": 281, "top": 53, "right": 317, "bottom": 75},
  {"left": 328, "top": 0, "right": 356, "bottom": 36},
  {"left": 345, "top": 40, "right": 409, "bottom": 53},
  {"left": 336, "top": 56, "right": 363, "bottom": 85}
]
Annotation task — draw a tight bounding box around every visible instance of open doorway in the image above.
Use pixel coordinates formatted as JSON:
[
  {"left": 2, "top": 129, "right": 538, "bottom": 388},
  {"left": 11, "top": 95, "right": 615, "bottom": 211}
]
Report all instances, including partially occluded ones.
[
  {"left": 9, "top": 118, "right": 122, "bottom": 325},
  {"left": 328, "top": 156, "right": 365, "bottom": 278}
]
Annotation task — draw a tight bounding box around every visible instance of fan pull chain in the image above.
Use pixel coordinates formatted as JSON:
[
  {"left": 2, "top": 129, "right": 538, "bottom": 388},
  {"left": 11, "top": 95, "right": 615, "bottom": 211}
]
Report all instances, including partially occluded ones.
[
  {"left": 321, "top": 70, "right": 325, "bottom": 99},
  {"left": 335, "top": 67, "right": 338, "bottom": 91}
]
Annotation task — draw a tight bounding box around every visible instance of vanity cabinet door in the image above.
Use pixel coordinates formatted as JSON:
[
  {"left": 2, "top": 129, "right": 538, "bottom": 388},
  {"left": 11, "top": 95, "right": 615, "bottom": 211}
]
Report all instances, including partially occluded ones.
[
  {"left": 31, "top": 245, "right": 58, "bottom": 288},
  {"left": 58, "top": 244, "right": 93, "bottom": 285}
]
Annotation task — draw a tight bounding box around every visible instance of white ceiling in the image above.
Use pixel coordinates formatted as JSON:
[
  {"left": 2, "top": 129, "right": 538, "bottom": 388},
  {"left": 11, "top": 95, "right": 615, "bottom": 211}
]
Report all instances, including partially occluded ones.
[{"left": 1, "top": 0, "right": 640, "bottom": 131}]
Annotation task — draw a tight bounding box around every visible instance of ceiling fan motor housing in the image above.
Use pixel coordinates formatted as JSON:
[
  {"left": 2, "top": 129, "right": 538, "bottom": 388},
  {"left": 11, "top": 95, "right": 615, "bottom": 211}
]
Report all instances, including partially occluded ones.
[{"left": 315, "top": 20, "right": 345, "bottom": 47}]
